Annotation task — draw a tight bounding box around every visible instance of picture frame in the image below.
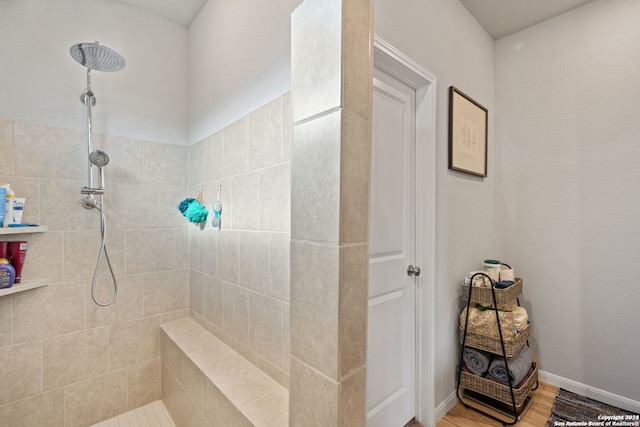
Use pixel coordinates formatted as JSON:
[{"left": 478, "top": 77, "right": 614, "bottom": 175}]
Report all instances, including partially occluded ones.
[{"left": 448, "top": 86, "right": 488, "bottom": 177}]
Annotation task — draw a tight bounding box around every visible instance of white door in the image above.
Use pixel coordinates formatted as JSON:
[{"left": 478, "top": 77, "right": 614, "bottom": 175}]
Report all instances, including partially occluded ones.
[{"left": 366, "top": 67, "right": 418, "bottom": 427}]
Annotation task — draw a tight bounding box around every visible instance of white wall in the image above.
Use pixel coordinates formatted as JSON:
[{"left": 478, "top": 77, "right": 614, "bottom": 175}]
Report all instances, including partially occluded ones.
[
  {"left": 188, "top": 0, "right": 301, "bottom": 143},
  {"left": 495, "top": 0, "right": 640, "bottom": 402},
  {"left": 0, "top": 0, "right": 189, "bottom": 144},
  {"left": 375, "top": 0, "right": 496, "bottom": 408}
]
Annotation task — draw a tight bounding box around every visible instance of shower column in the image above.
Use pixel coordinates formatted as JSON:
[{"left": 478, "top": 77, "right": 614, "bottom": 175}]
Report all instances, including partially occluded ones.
[{"left": 289, "top": 0, "right": 374, "bottom": 425}]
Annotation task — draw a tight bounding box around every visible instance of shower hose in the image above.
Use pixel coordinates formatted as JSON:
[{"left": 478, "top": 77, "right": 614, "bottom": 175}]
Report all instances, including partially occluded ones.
[{"left": 90, "top": 195, "right": 118, "bottom": 307}]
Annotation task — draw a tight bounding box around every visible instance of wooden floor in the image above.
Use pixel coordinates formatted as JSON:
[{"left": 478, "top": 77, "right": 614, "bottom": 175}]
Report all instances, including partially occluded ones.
[{"left": 436, "top": 381, "right": 559, "bottom": 427}]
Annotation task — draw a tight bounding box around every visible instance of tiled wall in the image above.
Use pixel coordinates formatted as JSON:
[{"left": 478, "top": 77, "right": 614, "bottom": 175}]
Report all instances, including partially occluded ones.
[
  {"left": 187, "top": 93, "right": 292, "bottom": 388},
  {"left": 0, "top": 119, "right": 190, "bottom": 427}
]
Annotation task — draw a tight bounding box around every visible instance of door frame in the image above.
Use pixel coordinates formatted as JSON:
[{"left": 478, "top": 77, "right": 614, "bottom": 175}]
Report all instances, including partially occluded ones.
[{"left": 373, "top": 36, "right": 437, "bottom": 426}]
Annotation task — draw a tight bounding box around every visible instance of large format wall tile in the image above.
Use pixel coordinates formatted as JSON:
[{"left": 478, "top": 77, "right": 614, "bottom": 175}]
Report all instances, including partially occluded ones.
[
  {"left": 0, "top": 296, "right": 12, "bottom": 347},
  {"left": 249, "top": 293, "right": 284, "bottom": 369},
  {"left": 94, "top": 134, "right": 145, "bottom": 184},
  {"left": 289, "top": 356, "right": 338, "bottom": 426},
  {"left": 0, "top": 341, "right": 42, "bottom": 406},
  {"left": 13, "top": 282, "right": 85, "bottom": 343},
  {"left": 198, "top": 228, "right": 217, "bottom": 277},
  {"left": 339, "top": 244, "right": 368, "bottom": 377},
  {"left": 125, "top": 229, "right": 178, "bottom": 274},
  {"left": 248, "top": 97, "right": 283, "bottom": 170},
  {"left": 231, "top": 172, "right": 259, "bottom": 230},
  {"left": 0, "top": 389, "right": 64, "bottom": 427},
  {"left": 159, "top": 184, "right": 189, "bottom": 228},
  {"left": 14, "top": 122, "right": 84, "bottom": 180},
  {"left": 204, "top": 275, "right": 224, "bottom": 329},
  {"left": 291, "top": 0, "right": 342, "bottom": 123},
  {"left": 216, "top": 230, "right": 240, "bottom": 284},
  {"left": 237, "top": 231, "right": 269, "bottom": 294},
  {"left": 17, "top": 231, "right": 64, "bottom": 284},
  {"left": 64, "top": 370, "right": 127, "bottom": 427},
  {"left": 290, "top": 241, "right": 339, "bottom": 379},
  {"left": 269, "top": 232, "right": 290, "bottom": 302},
  {"left": 126, "top": 358, "right": 161, "bottom": 410},
  {"left": 109, "top": 315, "right": 162, "bottom": 370},
  {"left": 341, "top": 0, "right": 373, "bottom": 121},
  {"left": 339, "top": 109, "right": 371, "bottom": 244},
  {"left": 143, "top": 269, "right": 189, "bottom": 316},
  {"left": 223, "top": 116, "right": 250, "bottom": 177},
  {"left": 204, "top": 131, "right": 224, "bottom": 182},
  {"left": 43, "top": 327, "right": 109, "bottom": 390},
  {"left": 259, "top": 163, "right": 291, "bottom": 233},
  {"left": 108, "top": 182, "right": 160, "bottom": 229},
  {"left": 291, "top": 111, "right": 341, "bottom": 244},
  {"left": 189, "top": 269, "right": 205, "bottom": 316},
  {"left": 339, "top": 366, "right": 366, "bottom": 426},
  {"left": 143, "top": 141, "right": 188, "bottom": 186},
  {"left": 40, "top": 179, "right": 99, "bottom": 231},
  {"left": 282, "top": 92, "right": 292, "bottom": 162},
  {"left": 85, "top": 274, "right": 144, "bottom": 328},
  {"left": 223, "top": 282, "right": 249, "bottom": 345},
  {"left": 64, "top": 230, "right": 126, "bottom": 281}
]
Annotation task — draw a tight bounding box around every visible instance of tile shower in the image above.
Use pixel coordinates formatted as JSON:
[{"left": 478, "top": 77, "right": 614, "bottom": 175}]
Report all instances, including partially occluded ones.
[{"left": 0, "top": 92, "right": 291, "bottom": 426}]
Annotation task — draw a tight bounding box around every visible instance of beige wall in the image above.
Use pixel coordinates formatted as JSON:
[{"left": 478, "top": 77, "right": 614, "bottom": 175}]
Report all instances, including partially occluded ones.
[
  {"left": 0, "top": 119, "right": 190, "bottom": 426},
  {"left": 187, "top": 93, "right": 292, "bottom": 387}
]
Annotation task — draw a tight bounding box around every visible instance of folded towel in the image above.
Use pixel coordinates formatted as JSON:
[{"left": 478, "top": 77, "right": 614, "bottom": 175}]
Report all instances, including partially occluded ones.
[
  {"left": 494, "top": 280, "right": 515, "bottom": 289},
  {"left": 463, "top": 347, "right": 492, "bottom": 377},
  {"left": 487, "top": 345, "right": 534, "bottom": 386}
]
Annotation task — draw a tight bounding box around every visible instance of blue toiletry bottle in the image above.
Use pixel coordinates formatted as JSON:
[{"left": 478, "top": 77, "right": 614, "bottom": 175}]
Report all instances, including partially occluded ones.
[{"left": 0, "top": 258, "right": 15, "bottom": 289}]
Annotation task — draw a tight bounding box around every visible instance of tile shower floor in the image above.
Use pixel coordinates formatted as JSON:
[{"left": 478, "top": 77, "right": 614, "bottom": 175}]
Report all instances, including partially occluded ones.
[{"left": 89, "top": 400, "right": 175, "bottom": 427}]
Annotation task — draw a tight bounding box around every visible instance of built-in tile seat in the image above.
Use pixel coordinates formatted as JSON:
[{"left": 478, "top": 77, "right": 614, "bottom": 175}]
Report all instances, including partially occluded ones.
[{"left": 160, "top": 317, "right": 288, "bottom": 427}]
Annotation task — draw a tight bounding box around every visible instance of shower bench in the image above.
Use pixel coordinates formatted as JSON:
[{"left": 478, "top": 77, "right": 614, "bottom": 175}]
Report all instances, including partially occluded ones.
[{"left": 160, "top": 317, "right": 288, "bottom": 426}]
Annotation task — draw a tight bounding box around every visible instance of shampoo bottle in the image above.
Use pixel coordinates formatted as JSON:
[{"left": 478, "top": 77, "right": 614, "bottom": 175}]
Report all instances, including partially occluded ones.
[
  {"left": 8, "top": 241, "right": 27, "bottom": 284},
  {"left": 0, "top": 258, "right": 15, "bottom": 289}
]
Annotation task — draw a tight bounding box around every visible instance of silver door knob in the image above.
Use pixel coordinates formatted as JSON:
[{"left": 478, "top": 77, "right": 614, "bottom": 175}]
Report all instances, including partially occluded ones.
[{"left": 407, "top": 265, "right": 421, "bottom": 277}]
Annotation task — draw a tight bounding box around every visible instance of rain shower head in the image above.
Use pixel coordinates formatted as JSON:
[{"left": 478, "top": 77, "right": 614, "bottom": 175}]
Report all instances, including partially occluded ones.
[
  {"left": 89, "top": 150, "right": 110, "bottom": 167},
  {"left": 70, "top": 42, "right": 125, "bottom": 72}
]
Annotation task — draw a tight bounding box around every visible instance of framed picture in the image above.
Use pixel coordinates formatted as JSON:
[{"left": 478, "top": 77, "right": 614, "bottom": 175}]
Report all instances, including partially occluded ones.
[{"left": 448, "top": 86, "right": 488, "bottom": 177}]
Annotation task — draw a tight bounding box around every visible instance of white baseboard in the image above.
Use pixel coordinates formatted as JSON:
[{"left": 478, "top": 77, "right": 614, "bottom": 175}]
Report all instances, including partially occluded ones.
[
  {"left": 433, "top": 391, "right": 459, "bottom": 425},
  {"left": 539, "top": 370, "right": 640, "bottom": 414}
]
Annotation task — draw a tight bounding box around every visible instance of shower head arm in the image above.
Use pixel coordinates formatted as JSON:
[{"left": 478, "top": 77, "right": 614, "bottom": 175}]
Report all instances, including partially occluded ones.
[
  {"left": 86, "top": 68, "right": 92, "bottom": 92},
  {"left": 81, "top": 69, "right": 96, "bottom": 106}
]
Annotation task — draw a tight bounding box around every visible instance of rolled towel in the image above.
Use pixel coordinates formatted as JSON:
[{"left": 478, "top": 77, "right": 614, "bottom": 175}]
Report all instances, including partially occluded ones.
[
  {"left": 463, "top": 347, "right": 493, "bottom": 377},
  {"left": 487, "top": 345, "right": 534, "bottom": 386}
]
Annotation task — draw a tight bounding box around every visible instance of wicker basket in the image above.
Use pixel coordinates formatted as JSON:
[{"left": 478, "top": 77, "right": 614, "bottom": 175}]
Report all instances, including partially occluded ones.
[
  {"left": 459, "top": 362, "right": 538, "bottom": 408},
  {"left": 459, "top": 324, "right": 531, "bottom": 357},
  {"left": 462, "top": 279, "right": 522, "bottom": 307}
]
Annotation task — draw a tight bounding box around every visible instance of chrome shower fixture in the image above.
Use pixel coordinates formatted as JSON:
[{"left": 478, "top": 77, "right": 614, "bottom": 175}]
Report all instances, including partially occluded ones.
[
  {"left": 70, "top": 42, "right": 126, "bottom": 72},
  {"left": 89, "top": 149, "right": 110, "bottom": 167},
  {"left": 71, "top": 41, "right": 124, "bottom": 307},
  {"left": 70, "top": 41, "right": 124, "bottom": 195},
  {"left": 89, "top": 150, "right": 110, "bottom": 191}
]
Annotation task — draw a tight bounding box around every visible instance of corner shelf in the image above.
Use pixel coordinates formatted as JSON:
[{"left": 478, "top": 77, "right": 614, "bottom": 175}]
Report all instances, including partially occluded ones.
[
  {"left": 0, "top": 225, "right": 49, "bottom": 235},
  {"left": 0, "top": 279, "right": 48, "bottom": 297}
]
